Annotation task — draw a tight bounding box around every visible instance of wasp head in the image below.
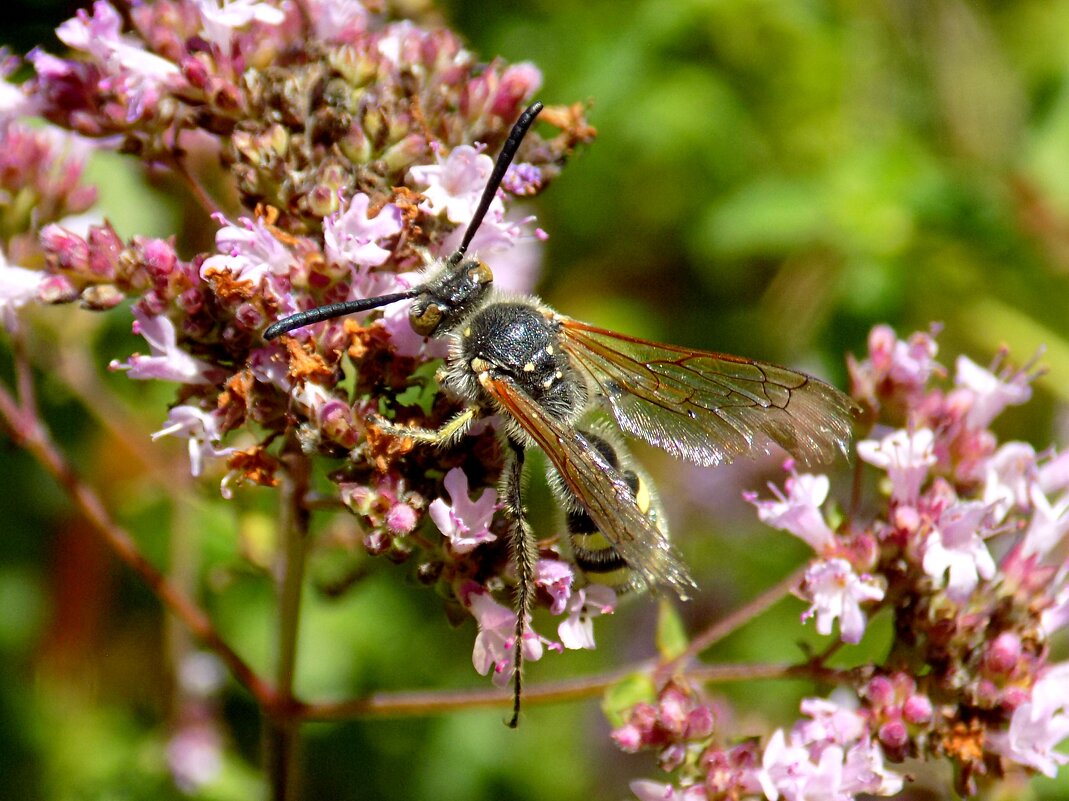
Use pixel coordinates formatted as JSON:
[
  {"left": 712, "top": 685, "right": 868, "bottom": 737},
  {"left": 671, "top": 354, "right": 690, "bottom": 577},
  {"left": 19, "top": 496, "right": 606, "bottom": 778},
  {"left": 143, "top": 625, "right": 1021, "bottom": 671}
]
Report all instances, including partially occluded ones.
[{"left": 409, "top": 255, "right": 494, "bottom": 336}]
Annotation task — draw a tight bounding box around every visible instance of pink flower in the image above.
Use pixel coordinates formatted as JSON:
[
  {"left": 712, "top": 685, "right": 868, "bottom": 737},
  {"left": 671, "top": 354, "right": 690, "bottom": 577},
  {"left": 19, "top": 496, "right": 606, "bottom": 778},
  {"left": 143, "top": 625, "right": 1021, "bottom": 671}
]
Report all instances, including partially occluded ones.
[
  {"left": 629, "top": 780, "right": 707, "bottom": 801},
  {"left": 796, "top": 697, "right": 867, "bottom": 747},
  {"left": 1042, "top": 587, "right": 1069, "bottom": 636},
  {"left": 323, "top": 193, "right": 403, "bottom": 268},
  {"left": 747, "top": 466, "right": 836, "bottom": 553},
  {"left": 759, "top": 727, "right": 903, "bottom": 801},
  {"left": 490, "top": 63, "right": 543, "bottom": 118},
  {"left": 304, "top": 0, "right": 369, "bottom": 44},
  {"left": 200, "top": 214, "right": 295, "bottom": 286},
  {"left": 194, "top": 0, "right": 286, "bottom": 49},
  {"left": 954, "top": 354, "right": 1033, "bottom": 430},
  {"left": 990, "top": 663, "right": 1069, "bottom": 777},
  {"left": 982, "top": 442, "right": 1037, "bottom": 520},
  {"left": 152, "top": 405, "right": 234, "bottom": 476},
  {"left": 801, "top": 558, "right": 884, "bottom": 644},
  {"left": 857, "top": 428, "right": 936, "bottom": 506},
  {"left": 534, "top": 559, "right": 574, "bottom": 615},
  {"left": 1020, "top": 485, "right": 1069, "bottom": 559},
  {"left": 1039, "top": 449, "right": 1069, "bottom": 494},
  {"left": 501, "top": 162, "right": 544, "bottom": 196},
  {"left": 385, "top": 503, "right": 418, "bottom": 535},
  {"left": 0, "top": 71, "right": 35, "bottom": 122},
  {"left": 428, "top": 468, "right": 498, "bottom": 553},
  {"left": 0, "top": 249, "right": 44, "bottom": 332},
  {"left": 409, "top": 144, "right": 497, "bottom": 224},
  {"left": 167, "top": 722, "right": 223, "bottom": 793},
  {"left": 110, "top": 309, "right": 216, "bottom": 384},
  {"left": 247, "top": 346, "right": 292, "bottom": 392},
  {"left": 557, "top": 584, "right": 615, "bottom": 650},
  {"left": 464, "top": 587, "right": 546, "bottom": 687},
  {"left": 56, "top": 1, "right": 180, "bottom": 120},
  {"left": 864, "top": 324, "right": 940, "bottom": 389},
  {"left": 921, "top": 501, "right": 995, "bottom": 601}
]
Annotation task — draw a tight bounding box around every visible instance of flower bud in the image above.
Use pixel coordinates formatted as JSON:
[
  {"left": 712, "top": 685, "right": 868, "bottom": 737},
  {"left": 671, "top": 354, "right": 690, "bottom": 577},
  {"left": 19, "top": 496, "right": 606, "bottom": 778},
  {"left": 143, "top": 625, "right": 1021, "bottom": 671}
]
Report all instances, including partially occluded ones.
[
  {"left": 37, "top": 274, "right": 79, "bottom": 304},
  {"left": 985, "top": 632, "right": 1022, "bottom": 675},
  {"left": 80, "top": 284, "right": 126, "bottom": 310},
  {"left": 902, "top": 694, "right": 933, "bottom": 726},
  {"left": 386, "top": 503, "right": 418, "bottom": 535},
  {"left": 865, "top": 675, "right": 895, "bottom": 708}
]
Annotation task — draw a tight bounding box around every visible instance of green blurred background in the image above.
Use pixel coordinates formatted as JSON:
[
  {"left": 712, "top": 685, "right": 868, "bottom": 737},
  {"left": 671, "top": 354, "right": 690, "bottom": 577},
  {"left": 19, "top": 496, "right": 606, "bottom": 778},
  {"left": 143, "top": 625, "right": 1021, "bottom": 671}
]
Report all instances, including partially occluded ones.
[{"left": 3, "top": 1, "right": 1069, "bottom": 799}]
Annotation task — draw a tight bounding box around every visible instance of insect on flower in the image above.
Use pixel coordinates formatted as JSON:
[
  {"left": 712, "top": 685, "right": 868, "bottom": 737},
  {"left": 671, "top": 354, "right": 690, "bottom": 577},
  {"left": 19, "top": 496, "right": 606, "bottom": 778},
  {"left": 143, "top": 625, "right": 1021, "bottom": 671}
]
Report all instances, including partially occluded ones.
[{"left": 264, "top": 102, "right": 857, "bottom": 726}]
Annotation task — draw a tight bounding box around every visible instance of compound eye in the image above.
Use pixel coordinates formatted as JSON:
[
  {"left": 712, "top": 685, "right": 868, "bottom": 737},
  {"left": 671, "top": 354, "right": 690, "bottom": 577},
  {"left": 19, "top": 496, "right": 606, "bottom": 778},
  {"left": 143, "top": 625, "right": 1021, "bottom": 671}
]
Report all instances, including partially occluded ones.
[
  {"left": 471, "top": 261, "right": 493, "bottom": 285},
  {"left": 410, "top": 302, "right": 443, "bottom": 335}
]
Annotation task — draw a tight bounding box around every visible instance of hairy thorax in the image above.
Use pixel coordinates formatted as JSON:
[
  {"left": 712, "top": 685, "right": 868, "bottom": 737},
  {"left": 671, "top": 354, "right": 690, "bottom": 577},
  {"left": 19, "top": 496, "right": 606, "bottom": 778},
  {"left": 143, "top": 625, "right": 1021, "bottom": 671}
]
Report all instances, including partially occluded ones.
[{"left": 446, "top": 299, "right": 588, "bottom": 425}]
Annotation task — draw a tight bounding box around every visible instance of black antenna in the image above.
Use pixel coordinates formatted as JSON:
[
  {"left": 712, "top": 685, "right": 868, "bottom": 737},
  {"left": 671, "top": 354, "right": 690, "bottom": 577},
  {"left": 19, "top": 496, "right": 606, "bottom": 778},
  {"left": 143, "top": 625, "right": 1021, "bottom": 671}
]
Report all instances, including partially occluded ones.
[
  {"left": 456, "top": 100, "right": 543, "bottom": 258},
  {"left": 263, "top": 289, "right": 420, "bottom": 340},
  {"left": 262, "top": 101, "right": 544, "bottom": 340}
]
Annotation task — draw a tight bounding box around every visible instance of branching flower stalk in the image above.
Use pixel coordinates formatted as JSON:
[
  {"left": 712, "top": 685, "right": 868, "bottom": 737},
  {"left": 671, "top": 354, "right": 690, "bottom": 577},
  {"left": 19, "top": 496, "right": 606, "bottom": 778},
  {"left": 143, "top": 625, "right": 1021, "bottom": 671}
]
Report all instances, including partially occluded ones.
[{"left": 1, "top": 1, "right": 1068, "bottom": 800}]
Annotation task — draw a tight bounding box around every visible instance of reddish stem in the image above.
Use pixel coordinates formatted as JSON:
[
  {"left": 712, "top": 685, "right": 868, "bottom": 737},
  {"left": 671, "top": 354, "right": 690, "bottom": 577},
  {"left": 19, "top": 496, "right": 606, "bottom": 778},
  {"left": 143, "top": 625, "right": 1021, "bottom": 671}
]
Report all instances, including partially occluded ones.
[{"left": 0, "top": 377, "right": 277, "bottom": 711}]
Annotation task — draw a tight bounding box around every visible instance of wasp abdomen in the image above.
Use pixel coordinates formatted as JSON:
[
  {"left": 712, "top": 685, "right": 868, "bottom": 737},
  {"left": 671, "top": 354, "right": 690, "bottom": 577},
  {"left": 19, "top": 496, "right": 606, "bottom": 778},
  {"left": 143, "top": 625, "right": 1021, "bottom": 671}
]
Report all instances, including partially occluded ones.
[{"left": 552, "top": 430, "right": 666, "bottom": 595}]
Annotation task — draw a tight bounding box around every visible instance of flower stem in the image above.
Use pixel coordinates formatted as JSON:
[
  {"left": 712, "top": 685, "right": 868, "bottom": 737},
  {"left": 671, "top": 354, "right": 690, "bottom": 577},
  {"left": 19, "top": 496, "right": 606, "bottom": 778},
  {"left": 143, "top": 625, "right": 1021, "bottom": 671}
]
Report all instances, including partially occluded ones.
[
  {"left": 657, "top": 564, "right": 808, "bottom": 682},
  {"left": 0, "top": 375, "right": 275, "bottom": 706},
  {"left": 295, "top": 658, "right": 857, "bottom": 721},
  {"left": 264, "top": 443, "right": 311, "bottom": 801}
]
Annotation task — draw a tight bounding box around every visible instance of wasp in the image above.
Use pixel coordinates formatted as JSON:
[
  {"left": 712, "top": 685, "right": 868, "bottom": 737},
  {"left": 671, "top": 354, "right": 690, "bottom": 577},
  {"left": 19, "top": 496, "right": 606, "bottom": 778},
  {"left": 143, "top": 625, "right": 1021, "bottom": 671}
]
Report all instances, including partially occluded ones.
[{"left": 264, "top": 102, "right": 856, "bottom": 725}]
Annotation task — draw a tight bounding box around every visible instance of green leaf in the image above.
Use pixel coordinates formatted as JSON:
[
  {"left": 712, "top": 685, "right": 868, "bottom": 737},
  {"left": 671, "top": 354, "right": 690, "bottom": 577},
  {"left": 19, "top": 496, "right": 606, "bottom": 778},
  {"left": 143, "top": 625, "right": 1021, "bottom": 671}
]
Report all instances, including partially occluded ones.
[
  {"left": 394, "top": 360, "right": 443, "bottom": 415},
  {"left": 655, "top": 598, "right": 690, "bottom": 660},
  {"left": 601, "top": 672, "right": 656, "bottom": 727}
]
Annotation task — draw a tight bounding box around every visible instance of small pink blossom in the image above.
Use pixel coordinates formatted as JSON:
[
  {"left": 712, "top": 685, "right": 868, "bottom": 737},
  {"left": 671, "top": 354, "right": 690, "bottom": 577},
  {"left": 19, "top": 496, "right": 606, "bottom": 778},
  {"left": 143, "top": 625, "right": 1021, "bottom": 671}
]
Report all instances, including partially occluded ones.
[
  {"left": 152, "top": 405, "right": 234, "bottom": 476},
  {"left": 304, "top": 0, "right": 369, "bottom": 44},
  {"left": 247, "top": 346, "right": 292, "bottom": 392},
  {"left": 954, "top": 354, "right": 1033, "bottom": 430},
  {"left": 501, "top": 163, "right": 544, "bottom": 196},
  {"left": 747, "top": 466, "right": 836, "bottom": 553},
  {"left": 557, "top": 584, "right": 615, "bottom": 650},
  {"left": 167, "top": 722, "right": 223, "bottom": 794},
  {"left": 1039, "top": 450, "right": 1069, "bottom": 494},
  {"left": 1042, "top": 587, "right": 1069, "bottom": 636},
  {"left": 56, "top": 1, "right": 180, "bottom": 120},
  {"left": 759, "top": 727, "right": 903, "bottom": 801},
  {"left": 110, "top": 310, "right": 216, "bottom": 384},
  {"left": 409, "top": 144, "right": 497, "bottom": 224},
  {"left": 867, "top": 324, "right": 940, "bottom": 388},
  {"left": 630, "top": 780, "right": 707, "bottom": 801},
  {"left": 1020, "top": 485, "right": 1069, "bottom": 558},
  {"left": 921, "top": 501, "right": 995, "bottom": 601},
  {"left": 801, "top": 558, "right": 884, "bottom": 644},
  {"left": 0, "top": 250, "right": 45, "bottom": 332},
  {"left": 796, "top": 697, "right": 867, "bottom": 747},
  {"left": 983, "top": 441, "right": 1038, "bottom": 520},
  {"left": 385, "top": 503, "right": 418, "bottom": 535},
  {"left": 201, "top": 214, "right": 295, "bottom": 286},
  {"left": 490, "top": 62, "right": 543, "bottom": 118},
  {"left": 857, "top": 428, "right": 936, "bottom": 506},
  {"left": 534, "top": 559, "right": 574, "bottom": 615},
  {"left": 990, "top": 663, "right": 1069, "bottom": 777},
  {"left": 464, "top": 587, "right": 546, "bottom": 688},
  {"left": 428, "top": 468, "right": 498, "bottom": 553},
  {"left": 0, "top": 73, "right": 35, "bottom": 121},
  {"left": 194, "top": 0, "right": 287, "bottom": 48},
  {"left": 323, "top": 193, "right": 403, "bottom": 268}
]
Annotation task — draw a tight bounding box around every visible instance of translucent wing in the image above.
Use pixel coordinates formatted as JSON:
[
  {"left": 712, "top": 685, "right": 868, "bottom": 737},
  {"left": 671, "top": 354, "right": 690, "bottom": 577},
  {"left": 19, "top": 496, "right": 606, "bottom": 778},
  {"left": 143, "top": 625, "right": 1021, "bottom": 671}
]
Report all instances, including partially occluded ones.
[
  {"left": 483, "top": 374, "right": 696, "bottom": 599},
  {"left": 558, "top": 319, "right": 857, "bottom": 468}
]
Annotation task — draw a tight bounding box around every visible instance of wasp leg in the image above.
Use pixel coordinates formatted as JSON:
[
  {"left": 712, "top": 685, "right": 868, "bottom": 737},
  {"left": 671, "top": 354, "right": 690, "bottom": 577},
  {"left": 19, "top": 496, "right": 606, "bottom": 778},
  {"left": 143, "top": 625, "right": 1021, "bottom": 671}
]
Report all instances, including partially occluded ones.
[
  {"left": 501, "top": 438, "right": 537, "bottom": 728},
  {"left": 369, "top": 406, "right": 479, "bottom": 446}
]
